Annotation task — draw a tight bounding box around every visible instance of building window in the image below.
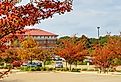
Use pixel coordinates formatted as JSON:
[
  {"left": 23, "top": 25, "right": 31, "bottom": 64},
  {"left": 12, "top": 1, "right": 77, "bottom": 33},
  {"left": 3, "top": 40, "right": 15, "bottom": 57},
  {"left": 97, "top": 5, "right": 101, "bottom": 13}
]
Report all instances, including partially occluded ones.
[
  {"left": 41, "top": 36, "right": 44, "bottom": 38},
  {"left": 47, "top": 36, "right": 49, "bottom": 38},
  {"left": 44, "top": 36, "right": 46, "bottom": 38}
]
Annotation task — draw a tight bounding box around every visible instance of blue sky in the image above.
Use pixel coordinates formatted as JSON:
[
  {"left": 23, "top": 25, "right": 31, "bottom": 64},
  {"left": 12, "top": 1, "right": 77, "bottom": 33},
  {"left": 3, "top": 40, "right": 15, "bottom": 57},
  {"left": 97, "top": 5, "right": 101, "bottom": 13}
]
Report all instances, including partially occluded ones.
[{"left": 20, "top": 0, "right": 121, "bottom": 38}]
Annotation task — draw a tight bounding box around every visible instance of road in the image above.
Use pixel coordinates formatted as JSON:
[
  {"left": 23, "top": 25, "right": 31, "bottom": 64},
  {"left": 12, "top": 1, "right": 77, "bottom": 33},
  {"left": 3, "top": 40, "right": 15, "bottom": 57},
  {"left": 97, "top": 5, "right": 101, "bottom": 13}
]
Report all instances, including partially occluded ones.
[{"left": 1, "top": 72, "right": 121, "bottom": 82}]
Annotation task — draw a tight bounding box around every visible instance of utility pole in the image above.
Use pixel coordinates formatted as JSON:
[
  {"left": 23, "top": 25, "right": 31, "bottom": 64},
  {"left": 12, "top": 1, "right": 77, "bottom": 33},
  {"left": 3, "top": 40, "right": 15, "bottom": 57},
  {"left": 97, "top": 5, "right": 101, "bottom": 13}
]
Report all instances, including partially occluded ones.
[{"left": 97, "top": 27, "right": 100, "bottom": 39}]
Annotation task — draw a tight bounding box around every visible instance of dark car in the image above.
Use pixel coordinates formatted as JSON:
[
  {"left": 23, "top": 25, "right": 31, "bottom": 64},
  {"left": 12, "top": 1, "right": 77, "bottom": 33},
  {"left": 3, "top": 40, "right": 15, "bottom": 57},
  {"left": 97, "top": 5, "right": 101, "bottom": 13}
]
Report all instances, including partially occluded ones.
[
  {"left": 27, "top": 62, "right": 42, "bottom": 67},
  {"left": 22, "top": 61, "right": 42, "bottom": 67}
]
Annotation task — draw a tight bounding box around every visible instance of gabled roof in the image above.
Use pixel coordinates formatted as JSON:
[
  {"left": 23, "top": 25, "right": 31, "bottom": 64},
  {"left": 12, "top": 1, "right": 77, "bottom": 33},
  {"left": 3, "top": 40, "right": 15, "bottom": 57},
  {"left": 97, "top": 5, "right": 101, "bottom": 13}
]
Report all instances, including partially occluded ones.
[{"left": 22, "top": 29, "right": 58, "bottom": 36}]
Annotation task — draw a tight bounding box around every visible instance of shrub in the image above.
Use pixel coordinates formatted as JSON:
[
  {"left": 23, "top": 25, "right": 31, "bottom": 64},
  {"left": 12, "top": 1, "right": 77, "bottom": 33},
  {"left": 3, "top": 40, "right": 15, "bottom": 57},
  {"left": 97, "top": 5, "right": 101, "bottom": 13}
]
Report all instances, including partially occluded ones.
[
  {"left": 20, "top": 66, "right": 30, "bottom": 71},
  {"left": 63, "top": 68, "right": 69, "bottom": 71},
  {"left": 55, "top": 68, "right": 62, "bottom": 71},
  {"left": 48, "top": 67, "right": 53, "bottom": 71},
  {"left": 87, "top": 69, "right": 95, "bottom": 71},
  {"left": 35, "top": 67, "right": 41, "bottom": 71},
  {"left": 40, "top": 67, "right": 50, "bottom": 71},
  {"left": 45, "top": 61, "right": 53, "bottom": 65},
  {"left": 71, "top": 68, "right": 81, "bottom": 72},
  {"left": 82, "top": 68, "right": 88, "bottom": 71}
]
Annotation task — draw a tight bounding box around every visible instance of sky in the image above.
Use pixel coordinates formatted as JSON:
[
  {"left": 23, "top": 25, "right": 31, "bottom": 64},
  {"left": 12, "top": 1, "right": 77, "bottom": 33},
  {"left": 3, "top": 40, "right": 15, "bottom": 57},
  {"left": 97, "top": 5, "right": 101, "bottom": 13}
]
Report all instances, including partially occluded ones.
[{"left": 19, "top": 0, "right": 121, "bottom": 38}]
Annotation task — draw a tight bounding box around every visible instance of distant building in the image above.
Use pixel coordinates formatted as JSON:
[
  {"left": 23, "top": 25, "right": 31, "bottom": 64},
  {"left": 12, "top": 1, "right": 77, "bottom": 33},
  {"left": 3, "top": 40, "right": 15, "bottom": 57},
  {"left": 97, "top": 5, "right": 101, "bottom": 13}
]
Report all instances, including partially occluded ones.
[{"left": 17, "top": 28, "right": 58, "bottom": 48}]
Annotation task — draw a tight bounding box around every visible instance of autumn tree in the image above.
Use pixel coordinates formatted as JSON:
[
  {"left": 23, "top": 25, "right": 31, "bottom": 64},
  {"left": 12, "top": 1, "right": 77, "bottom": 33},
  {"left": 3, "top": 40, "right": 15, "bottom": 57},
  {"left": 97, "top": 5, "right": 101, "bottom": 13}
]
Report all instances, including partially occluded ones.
[
  {"left": 92, "top": 36, "right": 121, "bottom": 73},
  {"left": 17, "top": 36, "right": 39, "bottom": 62},
  {"left": 55, "top": 35, "right": 88, "bottom": 70},
  {"left": 0, "top": 0, "right": 73, "bottom": 37},
  {"left": 0, "top": 0, "right": 73, "bottom": 50},
  {"left": 36, "top": 48, "right": 53, "bottom": 67},
  {"left": 0, "top": 0, "right": 73, "bottom": 74},
  {"left": 0, "top": 48, "right": 18, "bottom": 67}
]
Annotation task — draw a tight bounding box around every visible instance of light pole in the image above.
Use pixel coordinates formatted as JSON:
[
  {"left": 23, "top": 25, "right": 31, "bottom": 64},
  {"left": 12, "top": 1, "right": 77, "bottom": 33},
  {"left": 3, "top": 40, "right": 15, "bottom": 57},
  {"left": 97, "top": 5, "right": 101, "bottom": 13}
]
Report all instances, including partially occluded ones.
[{"left": 97, "top": 27, "right": 100, "bottom": 39}]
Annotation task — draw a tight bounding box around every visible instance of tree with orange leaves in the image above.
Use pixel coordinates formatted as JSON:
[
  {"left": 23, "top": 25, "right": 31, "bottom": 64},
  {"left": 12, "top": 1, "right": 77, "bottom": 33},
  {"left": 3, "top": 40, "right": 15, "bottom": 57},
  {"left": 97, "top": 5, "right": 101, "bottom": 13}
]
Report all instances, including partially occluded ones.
[
  {"left": 0, "top": 0, "right": 73, "bottom": 78},
  {"left": 92, "top": 36, "right": 121, "bottom": 73},
  {"left": 17, "top": 36, "right": 39, "bottom": 62},
  {"left": 0, "top": 0, "right": 73, "bottom": 50},
  {"left": 55, "top": 36, "right": 88, "bottom": 70}
]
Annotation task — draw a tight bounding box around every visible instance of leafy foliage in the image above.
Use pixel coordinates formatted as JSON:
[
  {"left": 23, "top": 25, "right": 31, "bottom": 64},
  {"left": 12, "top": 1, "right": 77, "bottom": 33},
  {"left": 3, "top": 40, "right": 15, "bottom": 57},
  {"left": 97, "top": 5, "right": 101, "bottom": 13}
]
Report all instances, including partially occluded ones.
[
  {"left": 0, "top": 0, "right": 73, "bottom": 51},
  {"left": 56, "top": 35, "right": 88, "bottom": 70},
  {"left": 17, "top": 36, "right": 39, "bottom": 61},
  {"left": 92, "top": 36, "right": 121, "bottom": 72}
]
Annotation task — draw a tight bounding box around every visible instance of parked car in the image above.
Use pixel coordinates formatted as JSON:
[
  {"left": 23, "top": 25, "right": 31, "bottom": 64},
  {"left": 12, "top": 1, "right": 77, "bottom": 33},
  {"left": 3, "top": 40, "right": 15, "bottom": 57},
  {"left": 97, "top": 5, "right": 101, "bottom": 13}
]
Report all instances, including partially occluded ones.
[
  {"left": 22, "top": 62, "right": 28, "bottom": 66},
  {"left": 27, "top": 62, "right": 36, "bottom": 67},
  {"left": 52, "top": 55, "right": 65, "bottom": 61},
  {"left": 55, "top": 61, "right": 63, "bottom": 68},
  {"left": 12, "top": 60, "right": 23, "bottom": 67},
  {"left": 22, "top": 60, "right": 42, "bottom": 67}
]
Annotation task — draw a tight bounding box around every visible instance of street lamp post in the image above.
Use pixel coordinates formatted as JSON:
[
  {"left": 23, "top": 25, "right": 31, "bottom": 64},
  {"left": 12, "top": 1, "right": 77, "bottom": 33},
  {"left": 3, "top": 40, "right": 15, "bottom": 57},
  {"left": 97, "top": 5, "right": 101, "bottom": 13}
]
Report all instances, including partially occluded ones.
[{"left": 97, "top": 27, "right": 100, "bottom": 39}]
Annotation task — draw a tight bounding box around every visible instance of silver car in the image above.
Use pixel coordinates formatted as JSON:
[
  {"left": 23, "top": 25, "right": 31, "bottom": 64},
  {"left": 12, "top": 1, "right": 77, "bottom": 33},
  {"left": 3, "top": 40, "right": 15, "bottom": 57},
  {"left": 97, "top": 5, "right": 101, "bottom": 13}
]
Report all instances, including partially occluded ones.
[{"left": 55, "top": 61, "right": 63, "bottom": 68}]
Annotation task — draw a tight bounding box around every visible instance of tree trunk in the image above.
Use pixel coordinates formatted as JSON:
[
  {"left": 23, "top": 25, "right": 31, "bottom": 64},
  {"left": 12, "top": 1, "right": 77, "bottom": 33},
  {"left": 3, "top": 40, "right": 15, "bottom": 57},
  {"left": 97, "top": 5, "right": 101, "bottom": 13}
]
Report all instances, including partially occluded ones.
[
  {"left": 75, "top": 61, "right": 77, "bottom": 68},
  {"left": 66, "top": 61, "right": 68, "bottom": 69},
  {"left": 30, "top": 57, "right": 33, "bottom": 64},
  {"left": 43, "top": 60, "right": 46, "bottom": 68},
  {"left": 69, "top": 63, "right": 72, "bottom": 71}
]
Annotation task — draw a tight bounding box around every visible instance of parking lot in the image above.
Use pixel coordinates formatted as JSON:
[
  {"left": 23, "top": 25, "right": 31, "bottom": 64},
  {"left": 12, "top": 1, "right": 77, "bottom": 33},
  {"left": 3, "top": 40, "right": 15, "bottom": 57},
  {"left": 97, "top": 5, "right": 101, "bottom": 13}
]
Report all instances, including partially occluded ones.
[{"left": 1, "top": 72, "right": 121, "bottom": 82}]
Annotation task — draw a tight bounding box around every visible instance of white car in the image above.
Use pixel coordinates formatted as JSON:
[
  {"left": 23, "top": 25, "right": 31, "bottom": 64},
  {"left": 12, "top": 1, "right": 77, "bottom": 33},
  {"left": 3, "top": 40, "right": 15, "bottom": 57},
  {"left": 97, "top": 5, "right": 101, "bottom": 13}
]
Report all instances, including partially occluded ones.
[{"left": 55, "top": 61, "right": 63, "bottom": 68}]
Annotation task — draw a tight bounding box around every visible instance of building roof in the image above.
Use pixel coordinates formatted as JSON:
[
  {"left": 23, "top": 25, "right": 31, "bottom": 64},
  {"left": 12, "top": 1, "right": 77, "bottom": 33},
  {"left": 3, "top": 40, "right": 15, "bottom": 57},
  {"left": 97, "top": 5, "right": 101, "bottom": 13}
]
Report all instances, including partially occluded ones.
[{"left": 21, "top": 29, "right": 58, "bottom": 36}]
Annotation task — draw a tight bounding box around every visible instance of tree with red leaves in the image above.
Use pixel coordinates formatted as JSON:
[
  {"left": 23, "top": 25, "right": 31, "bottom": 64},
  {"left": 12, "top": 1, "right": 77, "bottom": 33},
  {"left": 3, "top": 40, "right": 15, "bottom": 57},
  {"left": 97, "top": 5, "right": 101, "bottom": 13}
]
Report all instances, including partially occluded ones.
[
  {"left": 92, "top": 36, "right": 121, "bottom": 73},
  {"left": 56, "top": 36, "right": 88, "bottom": 70},
  {"left": 0, "top": 0, "right": 73, "bottom": 78},
  {"left": 0, "top": 0, "right": 73, "bottom": 49}
]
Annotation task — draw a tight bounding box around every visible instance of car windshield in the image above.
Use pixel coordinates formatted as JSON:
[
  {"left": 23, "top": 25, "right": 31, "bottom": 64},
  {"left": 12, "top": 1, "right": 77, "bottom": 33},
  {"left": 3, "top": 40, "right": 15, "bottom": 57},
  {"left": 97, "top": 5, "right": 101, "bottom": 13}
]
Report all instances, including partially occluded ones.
[{"left": 28, "top": 62, "right": 36, "bottom": 65}]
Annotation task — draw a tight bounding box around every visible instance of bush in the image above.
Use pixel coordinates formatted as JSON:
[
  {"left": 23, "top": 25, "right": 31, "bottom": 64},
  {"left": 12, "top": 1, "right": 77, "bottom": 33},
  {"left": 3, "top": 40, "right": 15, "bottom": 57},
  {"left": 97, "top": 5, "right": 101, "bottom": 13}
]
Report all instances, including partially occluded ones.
[
  {"left": 45, "top": 61, "right": 53, "bottom": 65},
  {"left": 54, "top": 68, "right": 69, "bottom": 72},
  {"left": 1, "top": 64, "right": 13, "bottom": 69},
  {"left": 20, "top": 66, "right": 30, "bottom": 71},
  {"left": 55, "top": 68, "right": 62, "bottom": 71},
  {"left": 40, "top": 67, "right": 51, "bottom": 71},
  {"left": 35, "top": 67, "right": 41, "bottom": 71},
  {"left": 20, "top": 66, "right": 84, "bottom": 73},
  {"left": 63, "top": 68, "right": 69, "bottom": 71},
  {"left": 87, "top": 69, "right": 95, "bottom": 71},
  {"left": 20, "top": 66, "right": 40, "bottom": 71},
  {"left": 82, "top": 68, "right": 88, "bottom": 71},
  {"left": 29, "top": 67, "right": 37, "bottom": 71},
  {"left": 80, "top": 62, "right": 87, "bottom": 65},
  {"left": 48, "top": 67, "right": 54, "bottom": 71},
  {"left": 20, "top": 66, "right": 49, "bottom": 71},
  {"left": 71, "top": 68, "right": 81, "bottom": 72}
]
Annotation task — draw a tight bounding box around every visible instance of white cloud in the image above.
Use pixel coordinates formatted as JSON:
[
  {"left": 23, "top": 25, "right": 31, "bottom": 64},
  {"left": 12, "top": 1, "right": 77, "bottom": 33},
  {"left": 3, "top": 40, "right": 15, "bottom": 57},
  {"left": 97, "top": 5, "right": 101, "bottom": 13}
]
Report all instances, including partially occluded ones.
[{"left": 21, "top": 0, "right": 121, "bottom": 38}]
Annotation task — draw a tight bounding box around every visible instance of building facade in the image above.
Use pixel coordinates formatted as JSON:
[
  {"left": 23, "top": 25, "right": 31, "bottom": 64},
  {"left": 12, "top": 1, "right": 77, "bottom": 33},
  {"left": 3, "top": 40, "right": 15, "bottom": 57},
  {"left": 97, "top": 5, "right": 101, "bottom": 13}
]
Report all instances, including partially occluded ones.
[{"left": 20, "top": 28, "right": 58, "bottom": 48}]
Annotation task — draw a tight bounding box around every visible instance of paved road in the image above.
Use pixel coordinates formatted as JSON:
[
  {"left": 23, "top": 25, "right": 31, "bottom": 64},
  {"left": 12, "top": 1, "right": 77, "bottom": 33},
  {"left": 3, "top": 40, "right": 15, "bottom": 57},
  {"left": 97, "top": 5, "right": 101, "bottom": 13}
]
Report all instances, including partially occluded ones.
[{"left": 1, "top": 72, "right": 121, "bottom": 82}]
